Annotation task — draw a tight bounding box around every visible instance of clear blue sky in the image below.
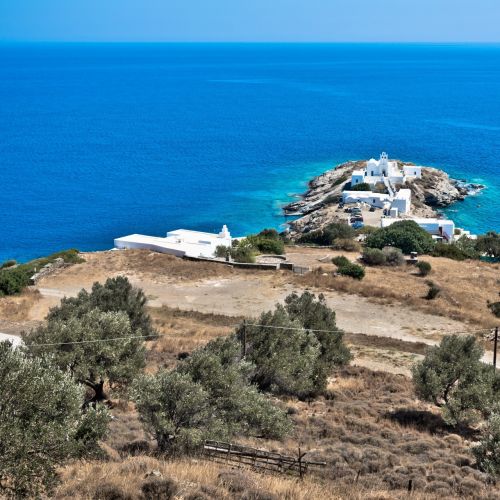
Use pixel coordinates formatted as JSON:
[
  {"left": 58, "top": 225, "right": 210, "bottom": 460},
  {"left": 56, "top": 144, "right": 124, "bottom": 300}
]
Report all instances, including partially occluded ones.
[{"left": 0, "top": 0, "right": 499, "bottom": 43}]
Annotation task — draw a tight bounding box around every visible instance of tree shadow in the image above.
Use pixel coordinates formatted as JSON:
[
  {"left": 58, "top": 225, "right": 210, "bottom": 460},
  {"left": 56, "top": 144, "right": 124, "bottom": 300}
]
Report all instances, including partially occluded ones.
[{"left": 384, "top": 408, "right": 479, "bottom": 439}]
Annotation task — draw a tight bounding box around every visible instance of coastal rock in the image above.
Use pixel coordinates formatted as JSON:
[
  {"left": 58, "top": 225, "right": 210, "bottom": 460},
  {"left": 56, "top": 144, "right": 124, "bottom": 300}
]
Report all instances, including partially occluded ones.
[{"left": 283, "top": 160, "right": 484, "bottom": 240}]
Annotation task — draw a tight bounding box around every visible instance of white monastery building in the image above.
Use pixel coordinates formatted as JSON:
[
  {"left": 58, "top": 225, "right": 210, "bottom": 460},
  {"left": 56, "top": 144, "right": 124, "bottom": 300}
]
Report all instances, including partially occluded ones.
[
  {"left": 343, "top": 153, "right": 420, "bottom": 216},
  {"left": 342, "top": 152, "right": 468, "bottom": 243},
  {"left": 350, "top": 152, "right": 422, "bottom": 188},
  {"left": 114, "top": 225, "right": 232, "bottom": 258}
]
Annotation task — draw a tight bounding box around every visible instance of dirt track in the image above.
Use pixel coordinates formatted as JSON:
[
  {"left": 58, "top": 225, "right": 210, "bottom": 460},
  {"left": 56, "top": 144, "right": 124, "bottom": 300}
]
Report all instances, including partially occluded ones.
[{"left": 1, "top": 249, "right": 495, "bottom": 374}]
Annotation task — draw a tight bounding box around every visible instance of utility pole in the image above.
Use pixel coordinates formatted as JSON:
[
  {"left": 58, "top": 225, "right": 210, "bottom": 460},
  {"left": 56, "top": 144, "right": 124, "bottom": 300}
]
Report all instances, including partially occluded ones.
[{"left": 493, "top": 326, "right": 498, "bottom": 370}]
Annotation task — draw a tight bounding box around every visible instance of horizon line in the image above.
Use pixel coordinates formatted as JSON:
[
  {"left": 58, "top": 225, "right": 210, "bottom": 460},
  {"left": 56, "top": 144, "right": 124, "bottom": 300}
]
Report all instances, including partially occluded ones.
[{"left": 1, "top": 40, "right": 500, "bottom": 45}]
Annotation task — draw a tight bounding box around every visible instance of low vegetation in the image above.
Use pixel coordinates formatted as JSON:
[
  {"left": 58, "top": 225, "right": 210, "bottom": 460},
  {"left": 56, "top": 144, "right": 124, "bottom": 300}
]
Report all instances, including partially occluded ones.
[
  {"left": 362, "top": 246, "right": 405, "bottom": 266},
  {"left": 298, "top": 222, "right": 355, "bottom": 246},
  {"left": 348, "top": 182, "right": 371, "bottom": 191},
  {"left": 332, "top": 255, "right": 365, "bottom": 280},
  {"left": 416, "top": 260, "right": 432, "bottom": 276},
  {"left": 425, "top": 280, "right": 441, "bottom": 300},
  {"left": 0, "top": 249, "right": 83, "bottom": 296},
  {"left": 365, "top": 220, "right": 435, "bottom": 254},
  {"left": 216, "top": 228, "right": 285, "bottom": 262}
]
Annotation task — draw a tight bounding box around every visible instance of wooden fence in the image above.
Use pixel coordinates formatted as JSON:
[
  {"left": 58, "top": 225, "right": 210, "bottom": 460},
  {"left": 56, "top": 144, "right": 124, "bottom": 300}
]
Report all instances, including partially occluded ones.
[{"left": 203, "top": 440, "right": 326, "bottom": 478}]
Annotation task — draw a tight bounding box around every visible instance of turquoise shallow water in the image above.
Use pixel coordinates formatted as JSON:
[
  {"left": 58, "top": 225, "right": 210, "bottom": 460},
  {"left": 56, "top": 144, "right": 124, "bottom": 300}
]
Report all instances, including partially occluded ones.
[{"left": 0, "top": 43, "right": 499, "bottom": 262}]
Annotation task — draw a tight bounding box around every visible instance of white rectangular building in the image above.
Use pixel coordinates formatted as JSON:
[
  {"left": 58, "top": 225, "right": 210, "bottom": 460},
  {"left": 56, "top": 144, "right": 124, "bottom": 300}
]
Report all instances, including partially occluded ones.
[
  {"left": 114, "top": 225, "right": 232, "bottom": 258},
  {"left": 381, "top": 217, "right": 455, "bottom": 242}
]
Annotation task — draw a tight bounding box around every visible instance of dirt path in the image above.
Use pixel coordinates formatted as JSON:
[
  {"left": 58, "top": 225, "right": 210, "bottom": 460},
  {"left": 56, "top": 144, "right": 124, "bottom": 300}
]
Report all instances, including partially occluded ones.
[
  {"left": 2, "top": 249, "right": 493, "bottom": 373},
  {"left": 35, "top": 273, "right": 469, "bottom": 345}
]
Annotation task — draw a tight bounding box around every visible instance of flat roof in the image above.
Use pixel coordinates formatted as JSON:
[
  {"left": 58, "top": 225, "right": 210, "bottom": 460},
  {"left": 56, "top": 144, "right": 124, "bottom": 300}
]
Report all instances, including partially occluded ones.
[
  {"left": 168, "top": 228, "right": 225, "bottom": 239},
  {"left": 115, "top": 234, "right": 213, "bottom": 248}
]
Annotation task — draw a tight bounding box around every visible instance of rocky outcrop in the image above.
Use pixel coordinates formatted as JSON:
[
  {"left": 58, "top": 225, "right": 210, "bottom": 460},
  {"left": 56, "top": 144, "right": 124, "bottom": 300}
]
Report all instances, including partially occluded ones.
[
  {"left": 406, "top": 167, "right": 483, "bottom": 214},
  {"left": 283, "top": 160, "right": 484, "bottom": 239}
]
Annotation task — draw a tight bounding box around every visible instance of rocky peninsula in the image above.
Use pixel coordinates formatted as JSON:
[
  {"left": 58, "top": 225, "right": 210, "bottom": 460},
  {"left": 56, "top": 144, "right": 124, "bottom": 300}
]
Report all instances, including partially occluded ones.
[{"left": 283, "top": 160, "right": 484, "bottom": 239}]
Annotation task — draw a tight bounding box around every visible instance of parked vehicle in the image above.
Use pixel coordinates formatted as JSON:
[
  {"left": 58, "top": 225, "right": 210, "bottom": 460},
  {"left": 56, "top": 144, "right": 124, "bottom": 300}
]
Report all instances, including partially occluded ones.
[{"left": 352, "top": 221, "right": 364, "bottom": 229}]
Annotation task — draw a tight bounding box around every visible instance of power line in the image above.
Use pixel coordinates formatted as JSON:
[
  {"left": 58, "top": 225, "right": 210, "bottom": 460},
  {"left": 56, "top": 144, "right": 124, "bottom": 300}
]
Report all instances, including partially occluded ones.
[{"left": 16, "top": 323, "right": 496, "bottom": 348}]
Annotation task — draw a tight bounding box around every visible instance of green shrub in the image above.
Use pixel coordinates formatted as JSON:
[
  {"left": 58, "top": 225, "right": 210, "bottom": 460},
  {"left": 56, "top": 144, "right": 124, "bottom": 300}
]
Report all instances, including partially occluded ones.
[
  {"left": 338, "top": 262, "right": 365, "bottom": 280},
  {"left": 0, "top": 267, "right": 30, "bottom": 296},
  {"left": 476, "top": 231, "right": 500, "bottom": 260},
  {"left": 362, "top": 247, "right": 386, "bottom": 266},
  {"left": 349, "top": 182, "right": 372, "bottom": 191},
  {"left": 331, "top": 173, "right": 349, "bottom": 188},
  {"left": 416, "top": 261, "right": 432, "bottom": 276},
  {"left": 247, "top": 236, "right": 284, "bottom": 255},
  {"left": 284, "top": 291, "right": 351, "bottom": 368},
  {"left": 215, "top": 245, "right": 230, "bottom": 259},
  {"left": 323, "top": 194, "right": 341, "bottom": 205},
  {"left": 425, "top": 281, "right": 441, "bottom": 300},
  {"left": 382, "top": 246, "right": 405, "bottom": 266},
  {"left": 332, "top": 256, "right": 351, "bottom": 267},
  {"left": 365, "top": 220, "right": 435, "bottom": 254},
  {"left": 331, "top": 238, "right": 361, "bottom": 252},
  {"left": 298, "top": 222, "right": 355, "bottom": 246},
  {"left": 0, "top": 249, "right": 84, "bottom": 297},
  {"left": 473, "top": 414, "right": 500, "bottom": 476},
  {"left": 432, "top": 243, "right": 465, "bottom": 260},
  {"left": 230, "top": 241, "right": 256, "bottom": 263},
  {"left": 0, "top": 259, "right": 16, "bottom": 269}
]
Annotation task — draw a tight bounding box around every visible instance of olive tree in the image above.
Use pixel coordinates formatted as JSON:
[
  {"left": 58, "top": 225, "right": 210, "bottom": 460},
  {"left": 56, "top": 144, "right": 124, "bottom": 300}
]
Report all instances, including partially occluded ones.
[
  {"left": 0, "top": 342, "right": 108, "bottom": 498},
  {"left": 133, "top": 337, "right": 290, "bottom": 455},
  {"left": 46, "top": 276, "right": 155, "bottom": 338},
  {"left": 412, "top": 335, "right": 499, "bottom": 425},
  {"left": 473, "top": 413, "right": 500, "bottom": 477},
  {"left": 284, "top": 291, "right": 351, "bottom": 368},
  {"left": 24, "top": 309, "right": 145, "bottom": 405},
  {"left": 239, "top": 305, "right": 324, "bottom": 398}
]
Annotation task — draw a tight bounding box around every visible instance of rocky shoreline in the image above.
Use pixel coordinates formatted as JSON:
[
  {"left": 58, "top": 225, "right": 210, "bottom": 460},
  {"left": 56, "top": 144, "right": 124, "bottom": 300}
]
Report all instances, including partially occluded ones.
[{"left": 283, "top": 160, "right": 484, "bottom": 239}]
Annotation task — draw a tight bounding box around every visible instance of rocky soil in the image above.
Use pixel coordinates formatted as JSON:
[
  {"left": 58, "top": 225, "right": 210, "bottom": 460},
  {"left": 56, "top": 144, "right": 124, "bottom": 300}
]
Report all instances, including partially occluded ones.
[{"left": 283, "top": 159, "right": 483, "bottom": 239}]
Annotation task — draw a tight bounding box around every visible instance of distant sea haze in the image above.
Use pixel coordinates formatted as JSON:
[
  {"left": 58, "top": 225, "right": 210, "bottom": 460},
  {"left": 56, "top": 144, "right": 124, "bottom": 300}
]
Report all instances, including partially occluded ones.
[{"left": 0, "top": 43, "right": 499, "bottom": 262}]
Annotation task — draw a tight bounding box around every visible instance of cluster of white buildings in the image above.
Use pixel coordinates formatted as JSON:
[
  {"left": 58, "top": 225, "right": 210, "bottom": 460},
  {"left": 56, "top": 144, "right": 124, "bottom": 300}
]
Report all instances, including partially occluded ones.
[
  {"left": 342, "top": 152, "right": 463, "bottom": 243},
  {"left": 114, "top": 225, "right": 232, "bottom": 258},
  {"left": 342, "top": 152, "right": 419, "bottom": 217}
]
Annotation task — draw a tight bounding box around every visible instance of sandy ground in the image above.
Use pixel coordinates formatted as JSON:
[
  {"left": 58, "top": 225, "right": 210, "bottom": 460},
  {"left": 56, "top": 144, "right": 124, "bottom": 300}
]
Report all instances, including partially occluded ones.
[
  {"left": 1, "top": 248, "right": 495, "bottom": 372},
  {"left": 18, "top": 250, "right": 476, "bottom": 340}
]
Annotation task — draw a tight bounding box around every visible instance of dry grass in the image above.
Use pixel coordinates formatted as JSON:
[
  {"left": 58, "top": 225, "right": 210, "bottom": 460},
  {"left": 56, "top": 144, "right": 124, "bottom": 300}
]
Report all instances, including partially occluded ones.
[
  {"left": 57, "top": 455, "right": 392, "bottom": 500},
  {"left": 291, "top": 249, "right": 500, "bottom": 329},
  {"left": 145, "top": 306, "right": 242, "bottom": 371},
  {"left": 108, "top": 250, "right": 237, "bottom": 281},
  {"left": 0, "top": 289, "right": 40, "bottom": 323},
  {"left": 60, "top": 365, "right": 500, "bottom": 499}
]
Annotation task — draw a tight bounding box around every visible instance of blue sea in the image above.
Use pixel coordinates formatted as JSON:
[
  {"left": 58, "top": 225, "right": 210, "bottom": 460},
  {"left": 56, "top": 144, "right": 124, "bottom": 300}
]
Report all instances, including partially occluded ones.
[{"left": 1, "top": 43, "right": 499, "bottom": 263}]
